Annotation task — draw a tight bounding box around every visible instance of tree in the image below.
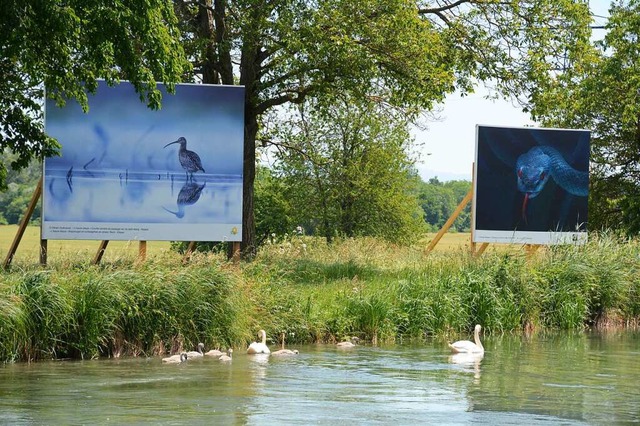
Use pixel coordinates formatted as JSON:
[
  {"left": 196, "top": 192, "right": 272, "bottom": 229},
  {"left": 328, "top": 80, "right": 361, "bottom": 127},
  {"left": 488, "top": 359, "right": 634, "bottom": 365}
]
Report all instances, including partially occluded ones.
[
  {"left": 254, "top": 165, "right": 295, "bottom": 245},
  {"left": 0, "top": 1, "right": 189, "bottom": 190},
  {"left": 529, "top": 0, "right": 640, "bottom": 235},
  {"left": 0, "top": 150, "right": 42, "bottom": 224},
  {"left": 267, "top": 95, "right": 426, "bottom": 244},
  {"left": 416, "top": 178, "right": 471, "bottom": 232},
  {"left": 174, "top": 0, "right": 592, "bottom": 256}
]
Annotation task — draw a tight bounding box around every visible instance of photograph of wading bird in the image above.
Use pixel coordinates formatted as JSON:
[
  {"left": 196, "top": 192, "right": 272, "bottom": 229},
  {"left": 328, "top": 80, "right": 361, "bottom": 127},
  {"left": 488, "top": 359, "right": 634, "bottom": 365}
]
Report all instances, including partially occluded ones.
[{"left": 164, "top": 137, "right": 205, "bottom": 180}]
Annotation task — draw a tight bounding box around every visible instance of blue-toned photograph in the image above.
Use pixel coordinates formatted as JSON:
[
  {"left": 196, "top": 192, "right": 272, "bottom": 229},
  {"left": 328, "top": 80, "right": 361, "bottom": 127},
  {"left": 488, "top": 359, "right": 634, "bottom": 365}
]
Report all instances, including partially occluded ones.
[
  {"left": 43, "top": 81, "right": 244, "bottom": 241},
  {"left": 474, "top": 125, "right": 589, "bottom": 243}
]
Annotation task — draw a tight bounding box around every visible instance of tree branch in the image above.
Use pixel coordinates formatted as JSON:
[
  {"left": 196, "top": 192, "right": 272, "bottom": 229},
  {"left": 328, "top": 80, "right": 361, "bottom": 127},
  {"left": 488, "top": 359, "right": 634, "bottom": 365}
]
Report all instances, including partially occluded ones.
[
  {"left": 418, "top": 0, "right": 474, "bottom": 14},
  {"left": 256, "top": 85, "right": 317, "bottom": 115}
]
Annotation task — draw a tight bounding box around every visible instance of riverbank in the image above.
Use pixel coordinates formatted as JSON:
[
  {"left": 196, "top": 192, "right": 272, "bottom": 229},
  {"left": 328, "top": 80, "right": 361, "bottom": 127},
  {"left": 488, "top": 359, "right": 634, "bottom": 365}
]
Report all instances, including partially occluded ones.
[{"left": 1, "top": 233, "right": 639, "bottom": 362}]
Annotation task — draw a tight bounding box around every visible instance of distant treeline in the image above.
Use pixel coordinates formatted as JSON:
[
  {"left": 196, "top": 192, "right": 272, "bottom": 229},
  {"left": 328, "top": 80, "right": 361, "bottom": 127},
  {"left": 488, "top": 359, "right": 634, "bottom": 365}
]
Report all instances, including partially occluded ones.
[{"left": 416, "top": 177, "right": 471, "bottom": 233}]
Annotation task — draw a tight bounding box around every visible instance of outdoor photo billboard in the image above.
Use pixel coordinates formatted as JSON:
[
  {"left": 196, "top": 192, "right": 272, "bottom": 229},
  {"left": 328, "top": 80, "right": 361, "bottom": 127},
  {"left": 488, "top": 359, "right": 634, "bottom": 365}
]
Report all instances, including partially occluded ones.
[
  {"left": 473, "top": 125, "right": 590, "bottom": 245},
  {"left": 43, "top": 81, "right": 244, "bottom": 241}
]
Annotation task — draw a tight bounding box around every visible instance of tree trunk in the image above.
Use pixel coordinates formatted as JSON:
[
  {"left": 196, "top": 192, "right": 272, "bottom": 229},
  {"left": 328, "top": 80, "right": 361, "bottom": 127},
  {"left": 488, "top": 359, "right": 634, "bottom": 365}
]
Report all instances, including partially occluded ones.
[
  {"left": 239, "top": 26, "right": 260, "bottom": 258},
  {"left": 242, "top": 109, "right": 258, "bottom": 258},
  {"left": 197, "top": 1, "right": 218, "bottom": 84}
]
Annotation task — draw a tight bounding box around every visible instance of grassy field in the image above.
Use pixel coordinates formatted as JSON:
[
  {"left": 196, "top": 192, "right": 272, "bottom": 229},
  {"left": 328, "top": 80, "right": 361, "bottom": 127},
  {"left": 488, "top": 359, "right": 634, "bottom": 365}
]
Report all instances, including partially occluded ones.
[
  {"left": 1, "top": 225, "right": 173, "bottom": 265},
  {"left": 1, "top": 225, "right": 474, "bottom": 265}
]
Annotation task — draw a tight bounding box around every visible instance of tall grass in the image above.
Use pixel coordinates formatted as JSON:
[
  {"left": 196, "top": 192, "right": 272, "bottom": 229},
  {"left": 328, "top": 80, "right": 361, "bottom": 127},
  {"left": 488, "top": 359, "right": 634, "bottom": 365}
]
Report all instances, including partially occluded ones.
[{"left": 1, "top": 233, "right": 639, "bottom": 362}]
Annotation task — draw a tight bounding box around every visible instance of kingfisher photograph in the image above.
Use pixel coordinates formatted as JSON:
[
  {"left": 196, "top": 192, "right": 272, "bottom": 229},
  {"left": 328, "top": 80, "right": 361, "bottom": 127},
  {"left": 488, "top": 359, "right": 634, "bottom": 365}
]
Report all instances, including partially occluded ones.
[{"left": 42, "top": 81, "right": 245, "bottom": 241}]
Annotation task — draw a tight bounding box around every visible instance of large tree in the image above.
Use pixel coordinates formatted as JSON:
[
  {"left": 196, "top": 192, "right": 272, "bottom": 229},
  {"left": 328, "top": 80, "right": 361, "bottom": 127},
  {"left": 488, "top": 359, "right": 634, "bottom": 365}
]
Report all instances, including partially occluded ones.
[
  {"left": 529, "top": 0, "right": 640, "bottom": 235},
  {"left": 175, "top": 0, "right": 592, "bottom": 256},
  {"left": 0, "top": 0, "right": 189, "bottom": 190},
  {"left": 268, "top": 95, "right": 426, "bottom": 244}
]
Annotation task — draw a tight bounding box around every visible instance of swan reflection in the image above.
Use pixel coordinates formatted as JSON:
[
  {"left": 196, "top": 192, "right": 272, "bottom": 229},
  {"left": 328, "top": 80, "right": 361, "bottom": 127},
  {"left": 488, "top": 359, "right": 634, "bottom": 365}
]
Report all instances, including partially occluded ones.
[{"left": 449, "top": 352, "right": 483, "bottom": 382}]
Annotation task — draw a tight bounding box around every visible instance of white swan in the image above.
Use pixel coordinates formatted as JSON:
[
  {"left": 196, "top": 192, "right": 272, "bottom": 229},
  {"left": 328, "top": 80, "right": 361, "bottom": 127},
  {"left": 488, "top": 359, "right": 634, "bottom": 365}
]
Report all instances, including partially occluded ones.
[
  {"left": 449, "top": 324, "right": 484, "bottom": 354},
  {"left": 219, "top": 348, "right": 233, "bottom": 362},
  {"left": 247, "top": 329, "right": 271, "bottom": 354},
  {"left": 272, "top": 332, "right": 299, "bottom": 356},
  {"left": 162, "top": 352, "right": 188, "bottom": 364},
  {"left": 337, "top": 336, "right": 359, "bottom": 348},
  {"left": 186, "top": 342, "right": 205, "bottom": 358}
]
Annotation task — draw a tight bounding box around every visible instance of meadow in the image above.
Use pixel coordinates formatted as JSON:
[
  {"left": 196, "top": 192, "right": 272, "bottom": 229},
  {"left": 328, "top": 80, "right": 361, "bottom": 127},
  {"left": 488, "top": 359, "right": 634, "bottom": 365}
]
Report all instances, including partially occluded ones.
[{"left": 1, "top": 225, "right": 639, "bottom": 362}]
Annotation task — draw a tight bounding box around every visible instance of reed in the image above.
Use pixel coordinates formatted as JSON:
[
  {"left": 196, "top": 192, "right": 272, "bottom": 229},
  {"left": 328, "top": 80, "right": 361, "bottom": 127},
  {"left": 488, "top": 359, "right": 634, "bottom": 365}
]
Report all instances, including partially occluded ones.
[{"left": 1, "top": 232, "right": 639, "bottom": 362}]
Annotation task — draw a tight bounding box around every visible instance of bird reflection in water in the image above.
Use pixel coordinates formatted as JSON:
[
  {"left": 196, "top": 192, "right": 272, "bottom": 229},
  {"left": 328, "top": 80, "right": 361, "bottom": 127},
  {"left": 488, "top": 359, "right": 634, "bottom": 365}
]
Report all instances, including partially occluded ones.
[
  {"left": 449, "top": 352, "right": 483, "bottom": 383},
  {"left": 163, "top": 180, "right": 206, "bottom": 218}
]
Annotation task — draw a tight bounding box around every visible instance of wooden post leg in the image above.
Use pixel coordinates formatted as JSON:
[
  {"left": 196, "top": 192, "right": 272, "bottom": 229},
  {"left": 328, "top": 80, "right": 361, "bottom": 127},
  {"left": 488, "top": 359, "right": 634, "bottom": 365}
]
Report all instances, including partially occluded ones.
[
  {"left": 473, "top": 242, "right": 489, "bottom": 257},
  {"left": 182, "top": 241, "right": 197, "bottom": 264},
  {"left": 138, "top": 241, "right": 147, "bottom": 262},
  {"left": 3, "top": 177, "right": 42, "bottom": 269},
  {"left": 231, "top": 242, "right": 241, "bottom": 263},
  {"left": 40, "top": 239, "right": 48, "bottom": 266},
  {"left": 425, "top": 189, "right": 473, "bottom": 255},
  {"left": 92, "top": 240, "right": 109, "bottom": 265},
  {"left": 469, "top": 162, "right": 476, "bottom": 256},
  {"left": 525, "top": 244, "right": 540, "bottom": 258}
]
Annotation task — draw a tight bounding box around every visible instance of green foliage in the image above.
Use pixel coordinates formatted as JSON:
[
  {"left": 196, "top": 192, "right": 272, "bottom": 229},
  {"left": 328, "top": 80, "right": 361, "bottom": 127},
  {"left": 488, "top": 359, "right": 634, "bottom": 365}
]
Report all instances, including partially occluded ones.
[
  {"left": 67, "top": 276, "right": 121, "bottom": 359},
  {"left": 0, "top": 0, "right": 189, "bottom": 190},
  {"left": 2, "top": 234, "right": 640, "bottom": 362},
  {"left": 529, "top": 1, "right": 640, "bottom": 235},
  {"left": 12, "top": 272, "right": 72, "bottom": 361},
  {"left": 0, "top": 264, "right": 242, "bottom": 362},
  {"left": 267, "top": 95, "right": 426, "bottom": 244},
  {"left": 0, "top": 152, "right": 42, "bottom": 224},
  {"left": 416, "top": 177, "right": 471, "bottom": 232},
  {"left": 254, "top": 166, "right": 296, "bottom": 246},
  {"left": 174, "top": 0, "right": 592, "bottom": 254}
]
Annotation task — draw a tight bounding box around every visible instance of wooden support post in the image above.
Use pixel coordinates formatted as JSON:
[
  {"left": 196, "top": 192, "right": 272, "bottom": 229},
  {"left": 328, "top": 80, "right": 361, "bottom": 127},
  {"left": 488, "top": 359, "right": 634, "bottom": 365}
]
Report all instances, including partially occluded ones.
[
  {"left": 92, "top": 240, "right": 109, "bottom": 265},
  {"left": 231, "top": 242, "right": 241, "bottom": 263},
  {"left": 40, "top": 239, "right": 48, "bottom": 266},
  {"left": 469, "top": 162, "right": 477, "bottom": 255},
  {"left": 473, "top": 242, "right": 489, "bottom": 257},
  {"left": 182, "top": 241, "right": 197, "bottom": 264},
  {"left": 138, "top": 240, "right": 147, "bottom": 262},
  {"left": 524, "top": 244, "right": 540, "bottom": 258},
  {"left": 3, "top": 177, "right": 42, "bottom": 269},
  {"left": 425, "top": 189, "right": 472, "bottom": 255}
]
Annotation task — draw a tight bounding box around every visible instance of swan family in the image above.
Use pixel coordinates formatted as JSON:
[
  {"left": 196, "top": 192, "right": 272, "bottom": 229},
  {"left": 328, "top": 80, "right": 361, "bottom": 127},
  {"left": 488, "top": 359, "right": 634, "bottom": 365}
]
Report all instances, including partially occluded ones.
[
  {"left": 162, "top": 326, "right": 484, "bottom": 365},
  {"left": 163, "top": 329, "right": 301, "bottom": 365}
]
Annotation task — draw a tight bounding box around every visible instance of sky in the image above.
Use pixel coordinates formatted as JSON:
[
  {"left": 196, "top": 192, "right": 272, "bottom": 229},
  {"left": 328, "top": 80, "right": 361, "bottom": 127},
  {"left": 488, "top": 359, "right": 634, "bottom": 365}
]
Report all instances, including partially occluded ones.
[{"left": 414, "top": 0, "right": 612, "bottom": 182}]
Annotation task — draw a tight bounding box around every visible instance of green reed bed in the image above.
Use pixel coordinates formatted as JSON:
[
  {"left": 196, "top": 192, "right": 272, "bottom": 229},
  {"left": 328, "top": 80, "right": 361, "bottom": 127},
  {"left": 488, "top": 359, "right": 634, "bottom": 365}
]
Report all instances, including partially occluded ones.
[
  {"left": 1, "top": 234, "right": 639, "bottom": 362},
  {"left": 248, "top": 235, "right": 640, "bottom": 344},
  {"left": 0, "top": 256, "right": 246, "bottom": 362}
]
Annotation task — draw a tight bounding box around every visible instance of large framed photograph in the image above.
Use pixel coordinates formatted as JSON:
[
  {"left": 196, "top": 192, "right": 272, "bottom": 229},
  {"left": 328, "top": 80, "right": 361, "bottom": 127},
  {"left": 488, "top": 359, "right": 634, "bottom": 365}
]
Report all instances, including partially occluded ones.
[
  {"left": 43, "top": 81, "right": 244, "bottom": 241},
  {"left": 473, "top": 125, "right": 590, "bottom": 245}
]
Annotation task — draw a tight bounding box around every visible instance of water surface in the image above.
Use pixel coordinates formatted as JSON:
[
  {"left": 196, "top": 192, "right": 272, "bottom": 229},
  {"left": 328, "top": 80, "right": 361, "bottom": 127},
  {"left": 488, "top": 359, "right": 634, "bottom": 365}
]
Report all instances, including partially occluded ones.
[{"left": 1, "top": 331, "right": 638, "bottom": 425}]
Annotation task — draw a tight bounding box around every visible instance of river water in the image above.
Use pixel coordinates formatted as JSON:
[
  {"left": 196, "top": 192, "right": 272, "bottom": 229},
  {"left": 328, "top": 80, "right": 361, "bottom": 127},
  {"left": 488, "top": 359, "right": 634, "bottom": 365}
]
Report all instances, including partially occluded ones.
[{"left": 1, "top": 331, "right": 638, "bottom": 425}]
